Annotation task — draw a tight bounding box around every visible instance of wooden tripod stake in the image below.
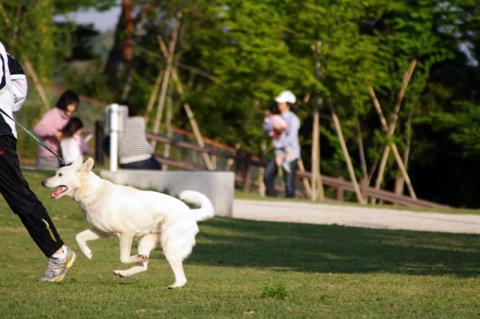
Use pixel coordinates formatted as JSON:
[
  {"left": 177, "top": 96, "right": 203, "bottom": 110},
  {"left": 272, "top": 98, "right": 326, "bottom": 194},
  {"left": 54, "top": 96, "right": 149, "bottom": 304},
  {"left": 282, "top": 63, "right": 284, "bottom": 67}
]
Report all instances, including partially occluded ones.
[
  {"left": 369, "top": 87, "right": 417, "bottom": 200},
  {"left": 156, "top": 35, "right": 214, "bottom": 171},
  {"left": 329, "top": 101, "right": 366, "bottom": 204},
  {"left": 151, "top": 27, "right": 179, "bottom": 150},
  {"left": 369, "top": 59, "right": 417, "bottom": 201}
]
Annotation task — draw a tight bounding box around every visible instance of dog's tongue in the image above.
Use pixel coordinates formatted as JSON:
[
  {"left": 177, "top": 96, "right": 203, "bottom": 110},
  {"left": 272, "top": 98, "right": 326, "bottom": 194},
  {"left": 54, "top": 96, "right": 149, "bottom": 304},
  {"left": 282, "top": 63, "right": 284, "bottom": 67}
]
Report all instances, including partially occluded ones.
[{"left": 51, "top": 186, "right": 68, "bottom": 199}]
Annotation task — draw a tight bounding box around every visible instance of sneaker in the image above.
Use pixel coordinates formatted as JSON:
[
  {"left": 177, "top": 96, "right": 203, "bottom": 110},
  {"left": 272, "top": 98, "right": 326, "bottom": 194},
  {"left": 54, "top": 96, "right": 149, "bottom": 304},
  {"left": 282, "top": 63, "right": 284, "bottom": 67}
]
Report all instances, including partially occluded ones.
[
  {"left": 282, "top": 161, "right": 291, "bottom": 174},
  {"left": 40, "top": 246, "right": 76, "bottom": 282}
]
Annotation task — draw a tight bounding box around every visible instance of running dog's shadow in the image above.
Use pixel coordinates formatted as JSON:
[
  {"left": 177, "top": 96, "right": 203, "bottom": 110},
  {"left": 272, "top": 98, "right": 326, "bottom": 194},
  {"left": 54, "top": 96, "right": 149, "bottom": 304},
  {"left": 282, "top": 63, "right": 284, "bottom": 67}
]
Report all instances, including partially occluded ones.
[{"left": 189, "top": 217, "right": 480, "bottom": 277}]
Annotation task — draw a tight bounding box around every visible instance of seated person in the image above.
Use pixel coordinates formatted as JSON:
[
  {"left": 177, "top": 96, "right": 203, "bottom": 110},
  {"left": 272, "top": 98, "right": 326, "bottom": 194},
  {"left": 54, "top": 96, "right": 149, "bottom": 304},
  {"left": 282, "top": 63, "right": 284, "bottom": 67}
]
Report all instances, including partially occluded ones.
[{"left": 104, "top": 102, "right": 162, "bottom": 170}]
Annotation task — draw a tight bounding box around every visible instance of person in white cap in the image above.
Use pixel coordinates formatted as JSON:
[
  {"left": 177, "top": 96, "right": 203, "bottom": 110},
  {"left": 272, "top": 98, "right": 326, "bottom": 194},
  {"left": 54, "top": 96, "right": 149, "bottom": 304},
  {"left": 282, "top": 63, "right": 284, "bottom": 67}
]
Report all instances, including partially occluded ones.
[{"left": 263, "top": 90, "right": 301, "bottom": 197}]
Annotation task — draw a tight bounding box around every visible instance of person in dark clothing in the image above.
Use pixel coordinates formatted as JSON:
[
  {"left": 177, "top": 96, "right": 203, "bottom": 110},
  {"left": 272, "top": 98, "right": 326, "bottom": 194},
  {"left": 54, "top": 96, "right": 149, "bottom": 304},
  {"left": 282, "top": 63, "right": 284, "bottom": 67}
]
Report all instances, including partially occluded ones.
[{"left": 0, "top": 41, "right": 76, "bottom": 282}]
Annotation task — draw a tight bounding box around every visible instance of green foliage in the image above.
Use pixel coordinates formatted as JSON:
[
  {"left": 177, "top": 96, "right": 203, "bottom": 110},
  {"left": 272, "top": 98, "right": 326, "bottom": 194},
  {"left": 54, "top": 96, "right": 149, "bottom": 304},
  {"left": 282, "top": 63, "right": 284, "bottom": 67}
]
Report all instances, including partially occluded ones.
[
  {"left": 0, "top": 0, "right": 59, "bottom": 79},
  {"left": 415, "top": 101, "right": 480, "bottom": 158},
  {"left": 3, "top": 0, "right": 480, "bottom": 205}
]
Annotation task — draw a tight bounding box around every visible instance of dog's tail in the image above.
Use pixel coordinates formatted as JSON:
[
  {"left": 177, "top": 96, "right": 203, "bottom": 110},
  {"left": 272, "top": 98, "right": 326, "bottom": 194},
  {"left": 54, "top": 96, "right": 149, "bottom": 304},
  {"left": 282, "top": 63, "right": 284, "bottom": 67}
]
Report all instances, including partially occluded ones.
[{"left": 180, "top": 190, "right": 215, "bottom": 222}]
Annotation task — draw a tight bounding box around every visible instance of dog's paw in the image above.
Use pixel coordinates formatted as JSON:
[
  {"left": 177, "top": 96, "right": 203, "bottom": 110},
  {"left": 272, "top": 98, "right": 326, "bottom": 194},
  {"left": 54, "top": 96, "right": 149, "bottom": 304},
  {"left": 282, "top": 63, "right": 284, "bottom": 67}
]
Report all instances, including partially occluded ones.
[
  {"left": 137, "top": 254, "right": 149, "bottom": 262},
  {"left": 168, "top": 280, "right": 187, "bottom": 289},
  {"left": 113, "top": 270, "right": 125, "bottom": 278},
  {"left": 81, "top": 248, "right": 93, "bottom": 260}
]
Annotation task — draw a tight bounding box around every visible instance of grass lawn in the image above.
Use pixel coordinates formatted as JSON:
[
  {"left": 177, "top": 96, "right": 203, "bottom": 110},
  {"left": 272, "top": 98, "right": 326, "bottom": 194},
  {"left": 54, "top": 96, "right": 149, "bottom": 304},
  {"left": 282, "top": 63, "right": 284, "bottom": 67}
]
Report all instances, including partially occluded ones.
[{"left": 0, "top": 170, "right": 479, "bottom": 318}]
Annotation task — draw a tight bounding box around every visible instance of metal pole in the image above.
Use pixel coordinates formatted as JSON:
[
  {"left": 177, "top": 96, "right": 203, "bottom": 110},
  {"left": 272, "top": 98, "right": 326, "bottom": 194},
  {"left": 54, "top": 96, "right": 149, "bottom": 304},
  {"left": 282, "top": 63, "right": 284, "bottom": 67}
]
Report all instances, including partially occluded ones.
[{"left": 109, "top": 104, "right": 119, "bottom": 171}]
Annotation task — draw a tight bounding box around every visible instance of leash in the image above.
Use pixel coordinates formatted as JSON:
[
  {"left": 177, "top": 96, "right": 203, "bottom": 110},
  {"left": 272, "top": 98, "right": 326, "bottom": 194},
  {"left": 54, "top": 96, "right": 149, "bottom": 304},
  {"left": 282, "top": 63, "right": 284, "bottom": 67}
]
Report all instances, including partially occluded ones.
[{"left": 0, "top": 108, "right": 65, "bottom": 166}]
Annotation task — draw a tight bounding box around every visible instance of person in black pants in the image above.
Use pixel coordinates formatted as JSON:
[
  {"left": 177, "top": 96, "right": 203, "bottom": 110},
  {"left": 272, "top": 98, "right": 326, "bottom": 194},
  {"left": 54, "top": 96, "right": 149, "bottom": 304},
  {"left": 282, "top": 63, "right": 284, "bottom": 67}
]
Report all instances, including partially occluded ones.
[
  {"left": 264, "top": 157, "right": 298, "bottom": 197},
  {"left": 0, "top": 41, "right": 76, "bottom": 282},
  {"left": 263, "top": 91, "right": 301, "bottom": 198}
]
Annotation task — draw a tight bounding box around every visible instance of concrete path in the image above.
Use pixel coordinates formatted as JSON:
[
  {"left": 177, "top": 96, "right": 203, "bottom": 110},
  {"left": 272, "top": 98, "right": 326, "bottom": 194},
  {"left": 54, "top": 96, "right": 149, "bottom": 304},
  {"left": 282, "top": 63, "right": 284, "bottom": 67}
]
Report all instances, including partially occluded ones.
[{"left": 233, "top": 200, "right": 480, "bottom": 234}]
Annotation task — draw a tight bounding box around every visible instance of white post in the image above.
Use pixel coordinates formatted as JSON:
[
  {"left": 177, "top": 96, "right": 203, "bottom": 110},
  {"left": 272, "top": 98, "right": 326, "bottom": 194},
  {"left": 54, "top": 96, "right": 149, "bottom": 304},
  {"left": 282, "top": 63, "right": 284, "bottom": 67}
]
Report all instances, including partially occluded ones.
[{"left": 109, "top": 104, "right": 119, "bottom": 172}]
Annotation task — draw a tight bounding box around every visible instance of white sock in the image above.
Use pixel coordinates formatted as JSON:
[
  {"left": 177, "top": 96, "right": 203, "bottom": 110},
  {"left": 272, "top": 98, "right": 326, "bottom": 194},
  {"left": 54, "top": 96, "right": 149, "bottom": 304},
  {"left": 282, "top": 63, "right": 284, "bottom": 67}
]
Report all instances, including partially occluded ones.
[{"left": 52, "top": 245, "right": 68, "bottom": 259}]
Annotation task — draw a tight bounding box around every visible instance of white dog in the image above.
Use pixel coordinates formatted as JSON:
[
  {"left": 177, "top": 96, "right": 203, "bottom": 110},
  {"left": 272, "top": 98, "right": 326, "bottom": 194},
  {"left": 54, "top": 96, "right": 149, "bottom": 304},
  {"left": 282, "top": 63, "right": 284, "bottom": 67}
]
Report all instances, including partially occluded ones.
[{"left": 42, "top": 157, "right": 214, "bottom": 288}]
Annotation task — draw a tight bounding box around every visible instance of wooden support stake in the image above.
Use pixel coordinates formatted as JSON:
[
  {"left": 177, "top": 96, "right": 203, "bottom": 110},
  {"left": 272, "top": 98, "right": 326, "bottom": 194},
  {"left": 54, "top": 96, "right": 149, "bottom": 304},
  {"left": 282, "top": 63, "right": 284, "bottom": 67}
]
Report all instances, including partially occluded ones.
[
  {"left": 158, "top": 36, "right": 214, "bottom": 170},
  {"left": 356, "top": 117, "right": 368, "bottom": 180},
  {"left": 183, "top": 102, "right": 214, "bottom": 170},
  {"left": 369, "top": 59, "right": 416, "bottom": 196},
  {"left": 395, "top": 110, "right": 413, "bottom": 195},
  {"left": 329, "top": 102, "right": 366, "bottom": 204},
  {"left": 162, "top": 95, "right": 173, "bottom": 170},
  {"left": 297, "top": 159, "right": 313, "bottom": 198},
  {"left": 369, "top": 86, "right": 417, "bottom": 200},
  {"left": 170, "top": 69, "right": 214, "bottom": 170},
  {"left": 22, "top": 57, "right": 50, "bottom": 112},
  {"left": 144, "top": 70, "right": 163, "bottom": 125},
  {"left": 151, "top": 26, "right": 178, "bottom": 149}
]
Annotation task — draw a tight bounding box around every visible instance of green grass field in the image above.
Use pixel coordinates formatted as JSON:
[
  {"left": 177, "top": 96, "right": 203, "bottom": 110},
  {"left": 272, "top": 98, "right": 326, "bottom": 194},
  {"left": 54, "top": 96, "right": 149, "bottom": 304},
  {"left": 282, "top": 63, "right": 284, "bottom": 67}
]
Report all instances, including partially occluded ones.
[{"left": 0, "top": 171, "right": 479, "bottom": 318}]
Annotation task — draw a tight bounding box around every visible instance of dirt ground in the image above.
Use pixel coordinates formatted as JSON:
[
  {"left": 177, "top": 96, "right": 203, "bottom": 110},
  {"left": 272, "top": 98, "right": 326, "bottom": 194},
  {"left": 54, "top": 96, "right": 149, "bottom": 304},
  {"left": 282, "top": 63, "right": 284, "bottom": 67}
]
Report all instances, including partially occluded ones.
[{"left": 233, "top": 200, "right": 480, "bottom": 234}]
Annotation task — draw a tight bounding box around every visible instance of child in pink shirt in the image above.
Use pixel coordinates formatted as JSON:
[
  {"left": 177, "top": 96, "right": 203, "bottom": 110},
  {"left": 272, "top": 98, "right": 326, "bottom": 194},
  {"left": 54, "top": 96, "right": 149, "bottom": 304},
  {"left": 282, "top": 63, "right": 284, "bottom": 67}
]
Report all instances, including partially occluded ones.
[
  {"left": 33, "top": 90, "right": 79, "bottom": 169},
  {"left": 263, "top": 109, "right": 293, "bottom": 173}
]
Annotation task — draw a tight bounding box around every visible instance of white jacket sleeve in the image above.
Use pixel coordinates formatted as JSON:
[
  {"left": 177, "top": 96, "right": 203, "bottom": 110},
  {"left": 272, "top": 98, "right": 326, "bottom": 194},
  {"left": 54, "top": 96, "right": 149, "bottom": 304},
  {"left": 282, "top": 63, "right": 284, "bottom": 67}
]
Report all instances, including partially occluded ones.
[
  {"left": 6, "top": 53, "right": 28, "bottom": 112},
  {"left": 0, "top": 42, "right": 10, "bottom": 95},
  {"left": 10, "top": 75, "right": 27, "bottom": 112}
]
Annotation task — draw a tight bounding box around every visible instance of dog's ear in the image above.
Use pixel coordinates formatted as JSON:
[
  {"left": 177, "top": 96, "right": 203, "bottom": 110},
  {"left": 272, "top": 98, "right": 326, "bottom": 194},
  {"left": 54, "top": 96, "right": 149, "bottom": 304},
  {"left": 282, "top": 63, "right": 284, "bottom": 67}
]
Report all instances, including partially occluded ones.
[
  {"left": 72, "top": 156, "right": 83, "bottom": 169},
  {"left": 81, "top": 157, "right": 95, "bottom": 172}
]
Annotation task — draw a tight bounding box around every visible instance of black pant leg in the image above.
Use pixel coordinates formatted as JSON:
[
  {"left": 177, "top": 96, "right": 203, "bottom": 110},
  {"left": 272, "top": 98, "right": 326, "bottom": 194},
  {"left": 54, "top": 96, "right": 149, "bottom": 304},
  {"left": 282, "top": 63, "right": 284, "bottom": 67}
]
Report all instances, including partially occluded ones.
[
  {"left": 263, "top": 158, "right": 278, "bottom": 197},
  {"left": 0, "top": 135, "right": 64, "bottom": 257},
  {"left": 284, "top": 160, "right": 298, "bottom": 198}
]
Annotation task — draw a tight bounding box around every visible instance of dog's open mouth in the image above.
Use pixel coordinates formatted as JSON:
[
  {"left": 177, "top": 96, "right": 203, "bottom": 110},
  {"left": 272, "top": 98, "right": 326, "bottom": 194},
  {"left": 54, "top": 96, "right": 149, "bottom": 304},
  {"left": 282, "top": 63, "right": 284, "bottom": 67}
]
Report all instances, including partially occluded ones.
[{"left": 51, "top": 185, "right": 69, "bottom": 200}]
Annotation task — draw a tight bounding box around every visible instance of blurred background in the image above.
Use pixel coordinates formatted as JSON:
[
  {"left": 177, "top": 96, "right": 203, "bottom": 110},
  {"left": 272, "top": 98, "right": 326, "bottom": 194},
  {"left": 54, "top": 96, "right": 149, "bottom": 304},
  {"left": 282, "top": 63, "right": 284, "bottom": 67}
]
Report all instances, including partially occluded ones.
[{"left": 1, "top": 0, "right": 480, "bottom": 208}]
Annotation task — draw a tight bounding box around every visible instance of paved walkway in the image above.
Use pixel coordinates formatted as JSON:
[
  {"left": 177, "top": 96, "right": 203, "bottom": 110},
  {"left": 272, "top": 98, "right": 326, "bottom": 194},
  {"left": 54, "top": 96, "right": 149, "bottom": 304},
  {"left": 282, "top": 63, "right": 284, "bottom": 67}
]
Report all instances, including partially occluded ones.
[{"left": 233, "top": 200, "right": 480, "bottom": 234}]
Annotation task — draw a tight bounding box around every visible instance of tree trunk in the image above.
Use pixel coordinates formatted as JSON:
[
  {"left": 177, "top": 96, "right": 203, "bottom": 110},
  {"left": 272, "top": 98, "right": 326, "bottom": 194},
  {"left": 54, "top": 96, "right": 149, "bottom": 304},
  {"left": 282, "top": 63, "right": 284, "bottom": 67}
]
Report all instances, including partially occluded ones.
[
  {"left": 310, "top": 98, "right": 324, "bottom": 201},
  {"left": 122, "top": 0, "right": 133, "bottom": 70},
  {"left": 104, "top": 3, "right": 126, "bottom": 77}
]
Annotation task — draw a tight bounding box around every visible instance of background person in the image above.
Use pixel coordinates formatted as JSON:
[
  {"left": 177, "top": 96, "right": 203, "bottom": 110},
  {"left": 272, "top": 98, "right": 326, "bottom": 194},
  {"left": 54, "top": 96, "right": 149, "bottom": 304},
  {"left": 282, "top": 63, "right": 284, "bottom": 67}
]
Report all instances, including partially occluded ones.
[
  {"left": 33, "top": 90, "right": 80, "bottom": 169},
  {"left": 0, "top": 41, "right": 75, "bottom": 282},
  {"left": 263, "top": 90, "right": 300, "bottom": 197},
  {"left": 105, "top": 102, "right": 162, "bottom": 170},
  {"left": 60, "top": 117, "right": 89, "bottom": 165},
  {"left": 263, "top": 104, "right": 292, "bottom": 173}
]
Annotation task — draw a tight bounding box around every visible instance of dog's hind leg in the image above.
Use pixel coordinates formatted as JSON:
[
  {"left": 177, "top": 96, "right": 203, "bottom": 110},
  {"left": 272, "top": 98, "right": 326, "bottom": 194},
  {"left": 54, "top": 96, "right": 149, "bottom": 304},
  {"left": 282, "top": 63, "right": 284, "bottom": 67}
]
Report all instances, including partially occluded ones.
[
  {"left": 113, "top": 234, "right": 158, "bottom": 278},
  {"left": 165, "top": 255, "right": 187, "bottom": 289},
  {"left": 161, "top": 222, "right": 198, "bottom": 288},
  {"left": 76, "top": 229, "right": 106, "bottom": 260},
  {"left": 116, "top": 232, "right": 147, "bottom": 264}
]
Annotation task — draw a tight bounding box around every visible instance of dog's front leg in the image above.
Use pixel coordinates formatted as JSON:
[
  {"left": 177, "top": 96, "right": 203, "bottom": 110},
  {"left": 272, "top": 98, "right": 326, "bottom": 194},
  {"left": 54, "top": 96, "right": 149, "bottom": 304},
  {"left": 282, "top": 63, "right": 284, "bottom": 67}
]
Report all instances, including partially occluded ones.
[{"left": 76, "top": 229, "right": 105, "bottom": 260}]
